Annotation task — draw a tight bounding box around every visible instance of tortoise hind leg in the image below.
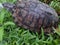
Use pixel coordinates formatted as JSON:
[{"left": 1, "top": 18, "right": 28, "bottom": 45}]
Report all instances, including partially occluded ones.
[{"left": 44, "top": 27, "right": 54, "bottom": 34}]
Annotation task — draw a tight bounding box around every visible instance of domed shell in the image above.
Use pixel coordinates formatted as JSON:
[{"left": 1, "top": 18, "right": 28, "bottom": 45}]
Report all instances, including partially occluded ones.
[{"left": 3, "top": 0, "right": 59, "bottom": 34}]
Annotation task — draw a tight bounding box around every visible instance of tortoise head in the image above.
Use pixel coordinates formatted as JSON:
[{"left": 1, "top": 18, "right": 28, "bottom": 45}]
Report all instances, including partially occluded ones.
[{"left": 2, "top": 2, "right": 15, "bottom": 13}]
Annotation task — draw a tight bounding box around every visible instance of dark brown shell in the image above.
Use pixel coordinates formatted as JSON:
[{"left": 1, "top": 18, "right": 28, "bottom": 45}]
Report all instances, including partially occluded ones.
[{"left": 3, "top": 0, "right": 59, "bottom": 34}]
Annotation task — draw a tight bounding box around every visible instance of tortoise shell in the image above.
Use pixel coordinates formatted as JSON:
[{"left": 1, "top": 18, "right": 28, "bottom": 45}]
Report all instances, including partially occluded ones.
[{"left": 3, "top": 0, "right": 59, "bottom": 34}]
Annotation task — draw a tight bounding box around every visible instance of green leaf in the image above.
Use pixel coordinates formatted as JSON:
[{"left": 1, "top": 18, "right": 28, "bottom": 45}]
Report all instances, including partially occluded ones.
[
  {"left": 0, "top": 27, "right": 4, "bottom": 41},
  {"left": 3, "top": 21, "right": 15, "bottom": 26},
  {"left": 50, "top": 1, "right": 60, "bottom": 12},
  {"left": 0, "top": 9, "right": 5, "bottom": 24},
  {"left": 53, "top": 27, "right": 60, "bottom": 36},
  {"left": 41, "top": 28, "right": 45, "bottom": 40}
]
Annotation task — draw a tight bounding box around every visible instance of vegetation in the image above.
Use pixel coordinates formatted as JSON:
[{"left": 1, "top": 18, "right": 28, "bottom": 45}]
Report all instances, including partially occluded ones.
[{"left": 0, "top": 0, "right": 60, "bottom": 45}]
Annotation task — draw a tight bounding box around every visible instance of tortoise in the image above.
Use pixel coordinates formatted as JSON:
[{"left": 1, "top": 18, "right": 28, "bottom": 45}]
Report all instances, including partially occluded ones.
[{"left": 2, "top": 0, "right": 59, "bottom": 34}]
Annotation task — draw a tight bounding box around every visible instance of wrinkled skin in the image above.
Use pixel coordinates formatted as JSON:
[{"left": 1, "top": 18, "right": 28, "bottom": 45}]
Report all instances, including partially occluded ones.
[{"left": 2, "top": 0, "right": 59, "bottom": 34}]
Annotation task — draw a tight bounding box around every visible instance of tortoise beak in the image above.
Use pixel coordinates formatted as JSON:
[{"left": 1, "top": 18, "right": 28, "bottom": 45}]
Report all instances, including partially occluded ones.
[{"left": 2, "top": 2, "right": 15, "bottom": 12}]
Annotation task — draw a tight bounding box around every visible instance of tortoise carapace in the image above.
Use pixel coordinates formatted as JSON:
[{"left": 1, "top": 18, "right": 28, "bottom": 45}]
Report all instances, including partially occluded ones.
[{"left": 2, "top": 0, "right": 59, "bottom": 34}]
